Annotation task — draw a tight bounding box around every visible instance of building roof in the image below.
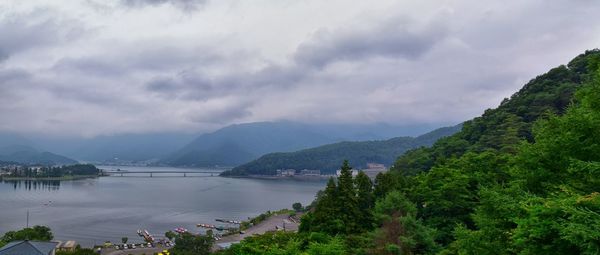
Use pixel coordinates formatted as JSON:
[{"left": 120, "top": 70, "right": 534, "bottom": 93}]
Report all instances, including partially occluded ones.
[
  {"left": 0, "top": 240, "right": 58, "bottom": 255},
  {"left": 59, "top": 240, "right": 76, "bottom": 248}
]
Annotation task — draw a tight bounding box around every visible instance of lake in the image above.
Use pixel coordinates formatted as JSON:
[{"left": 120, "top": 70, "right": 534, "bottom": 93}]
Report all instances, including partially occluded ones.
[{"left": 0, "top": 166, "right": 325, "bottom": 246}]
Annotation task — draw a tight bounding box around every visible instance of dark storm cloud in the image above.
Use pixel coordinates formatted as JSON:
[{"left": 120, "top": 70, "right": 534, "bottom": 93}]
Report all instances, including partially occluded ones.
[{"left": 294, "top": 18, "right": 447, "bottom": 68}]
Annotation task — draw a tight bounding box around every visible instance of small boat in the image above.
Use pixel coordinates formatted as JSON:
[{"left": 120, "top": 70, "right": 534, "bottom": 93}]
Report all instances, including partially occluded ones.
[
  {"left": 215, "top": 219, "right": 241, "bottom": 224},
  {"left": 174, "top": 227, "right": 188, "bottom": 234},
  {"left": 137, "top": 229, "right": 155, "bottom": 242},
  {"left": 196, "top": 223, "right": 216, "bottom": 229}
]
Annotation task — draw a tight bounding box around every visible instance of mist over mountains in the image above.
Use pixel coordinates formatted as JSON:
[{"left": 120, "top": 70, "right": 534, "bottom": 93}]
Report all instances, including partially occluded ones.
[
  {"left": 0, "top": 121, "right": 445, "bottom": 167},
  {"left": 163, "top": 121, "right": 440, "bottom": 167},
  {"left": 0, "top": 133, "right": 77, "bottom": 165}
]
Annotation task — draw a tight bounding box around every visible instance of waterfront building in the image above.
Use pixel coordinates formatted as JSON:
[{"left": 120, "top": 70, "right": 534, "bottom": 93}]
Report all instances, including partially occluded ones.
[
  {"left": 276, "top": 169, "right": 296, "bottom": 176},
  {"left": 56, "top": 241, "right": 77, "bottom": 252},
  {"left": 362, "top": 162, "right": 388, "bottom": 179},
  {"left": 299, "top": 169, "right": 320, "bottom": 176}
]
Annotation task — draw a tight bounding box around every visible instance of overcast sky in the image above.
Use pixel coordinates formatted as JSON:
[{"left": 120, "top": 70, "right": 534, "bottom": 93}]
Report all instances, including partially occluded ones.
[{"left": 0, "top": 0, "right": 599, "bottom": 137}]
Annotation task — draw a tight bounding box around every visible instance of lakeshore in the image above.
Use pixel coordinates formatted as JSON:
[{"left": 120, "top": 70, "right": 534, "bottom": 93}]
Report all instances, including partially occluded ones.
[
  {"left": 0, "top": 175, "right": 99, "bottom": 181},
  {"left": 0, "top": 166, "right": 324, "bottom": 247}
]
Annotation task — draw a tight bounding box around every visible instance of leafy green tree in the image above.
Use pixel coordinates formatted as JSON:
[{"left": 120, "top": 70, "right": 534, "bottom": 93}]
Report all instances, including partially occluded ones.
[
  {"left": 292, "top": 202, "right": 303, "bottom": 212},
  {"left": 410, "top": 165, "right": 477, "bottom": 245},
  {"left": 1, "top": 226, "right": 53, "bottom": 245},
  {"left": 165, "top": 231, "right": 176, "bottom": 241},
  {"left": 56, "top": 248, "right": 97, "bottom": 255},
  {"left": 371, "top": 191, "right": 438, "bottom": 255},
  {"left": 172, "top": 232, "right": 214, "bottom": 255},
  {"left": 121, "top": 237, "right": 128, "bottom": 244},
  {"left": 221, "top": 231, "right": 301, "bottom": 255},
  {"left": 448, "top": 57, "right": 600, "bottom": 254},
  {"left": 306, "top": 236, "right": 346, "bottom": 255}
]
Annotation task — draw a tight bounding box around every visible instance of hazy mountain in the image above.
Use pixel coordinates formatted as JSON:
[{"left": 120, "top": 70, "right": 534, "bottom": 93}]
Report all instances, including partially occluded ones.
[
  {"left": 163, "top": 121, "right": 440, "bottom": 167},
  {"left": 0, "top": 144, "right": 77, "bottom": 165},
  {"left": 223, "top": 124, "right": 461, "bottom": 175},
  {"left": 0, "top": 132, "right": 32, "bottom": 147},
  {"left": 0, "top": 132, "right": 77, "bottom": 165},
  {"left": 33, "top": 133, "right": 198, "bottom": 163}
]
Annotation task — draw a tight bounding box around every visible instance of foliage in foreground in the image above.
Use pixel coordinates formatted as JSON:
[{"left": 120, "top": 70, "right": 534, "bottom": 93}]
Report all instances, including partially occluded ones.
[
  {"left": 218, "top": 50, "right": 600, "bottom": 254},
  {"left": 0, "top": 225, "right": 53, "bottom": 247},
  {"left": 171, "top": 232, "right": 214, "bottom": 255}
]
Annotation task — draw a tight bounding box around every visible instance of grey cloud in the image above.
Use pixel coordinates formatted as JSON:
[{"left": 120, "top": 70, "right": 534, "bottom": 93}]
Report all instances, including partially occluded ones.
[
  {"left": 294, "top": 18, "right": 447, "bottom": 68},
  {"left": 1, "top": 0, "right": 600, "bottom": 137},
  {"left": 0, "top": 11, "right": 85, "bottom": 61},
  {"left": 0, "top": 68, "right": 31, "bottom": 84},
  {"left": 186, "top": 100, "right": 253, "bottom": 124},
  {"left": 120, "top": 0, "right": 207, "bottom": 10},
  {"left": 51, "top": 44, "right": 223, "bottom": 77},
  {"left": 146, "top": 71, "right": 237, "bottom": 101},
  {"left": 0, "top": 50, "right": 8, "bottom": 62},
  {"left": 52, "top": 58, "right": 127, "bottom": 77}
]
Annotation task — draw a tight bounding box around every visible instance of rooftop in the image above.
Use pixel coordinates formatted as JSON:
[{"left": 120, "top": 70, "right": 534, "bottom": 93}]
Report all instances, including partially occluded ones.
[{"left": 0, "top": 240, "right": 59, "bottom": 255}]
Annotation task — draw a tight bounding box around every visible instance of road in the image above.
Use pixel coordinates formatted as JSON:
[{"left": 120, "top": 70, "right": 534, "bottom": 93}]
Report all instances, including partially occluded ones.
[
  {"left": 216, "top": 213, "right": 300, "bottom": 245},
  {"left": 101, "top": 246, "right": 170, "bottom": 255}
]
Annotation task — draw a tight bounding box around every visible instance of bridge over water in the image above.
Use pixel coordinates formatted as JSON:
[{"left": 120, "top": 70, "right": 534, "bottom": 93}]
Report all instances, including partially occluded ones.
[{"left": 102, "top": 170, "right": 222, "bottom": 177}]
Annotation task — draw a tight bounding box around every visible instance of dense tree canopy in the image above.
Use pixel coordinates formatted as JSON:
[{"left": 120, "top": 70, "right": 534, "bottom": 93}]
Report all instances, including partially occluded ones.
[
  {"left": 216, "top": 50, "right": 600, "bottom": 255},
  {"left": 224, "top": 125, "right": 460, "bottom": 176}
]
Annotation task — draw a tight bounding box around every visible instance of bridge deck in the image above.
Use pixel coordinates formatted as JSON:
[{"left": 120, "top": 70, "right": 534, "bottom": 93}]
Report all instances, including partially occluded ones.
[{"left": 103, "top": 171, "right": 220, "bottom": 174}]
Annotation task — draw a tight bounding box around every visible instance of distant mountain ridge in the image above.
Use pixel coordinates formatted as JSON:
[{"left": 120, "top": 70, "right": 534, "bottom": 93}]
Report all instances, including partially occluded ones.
[
  {"left": 0, "top": 144, "right": 77, "bottom": 166},
  {"left": 223, "top": 124, "right": 462, "bottom": 176},
  {"left": 163, "top": 121, "right": 440, "bottom": 167},
  {"left": 33, "top": 133, "right": 197, "bottom": 163}
]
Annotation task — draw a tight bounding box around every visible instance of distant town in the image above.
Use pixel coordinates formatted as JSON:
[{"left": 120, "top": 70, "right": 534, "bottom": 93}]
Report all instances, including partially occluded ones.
[{"left": 274, "top": 162, "right": 388, "bottom": 180}]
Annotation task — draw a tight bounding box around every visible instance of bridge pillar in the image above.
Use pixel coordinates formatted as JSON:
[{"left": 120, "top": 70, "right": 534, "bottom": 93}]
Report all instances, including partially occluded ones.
[
  {"left": 184, "top": 173, "right": 187, "bottom": 177},
  {"left": 150, "top": 172, "right": 153, "bottom": 177}
]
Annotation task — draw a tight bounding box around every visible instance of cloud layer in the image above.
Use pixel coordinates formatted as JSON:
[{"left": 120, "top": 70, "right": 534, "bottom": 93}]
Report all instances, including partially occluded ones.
[{"left": 0, "top": 0, "right": 599, "bottom": 137}]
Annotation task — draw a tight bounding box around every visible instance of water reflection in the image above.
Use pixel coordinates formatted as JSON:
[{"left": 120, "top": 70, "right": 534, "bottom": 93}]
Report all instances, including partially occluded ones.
[
  {"left": 0, "top": 167, "right": 326, "bottom": 247},
  {"left": 2, "top": 180, "right": 61, "bottom": 191}
]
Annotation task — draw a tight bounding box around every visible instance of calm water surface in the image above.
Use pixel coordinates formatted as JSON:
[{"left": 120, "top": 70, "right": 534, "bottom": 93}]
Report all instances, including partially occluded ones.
[{"left": 0, "top": 166, "right": 325, "bottom": 246}]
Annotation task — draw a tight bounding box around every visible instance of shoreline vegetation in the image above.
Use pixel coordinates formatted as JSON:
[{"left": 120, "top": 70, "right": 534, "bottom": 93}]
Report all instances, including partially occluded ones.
[
  {"left": 0, "top": 175, "right": 99, "bottom": 181},
  {"left": 224, "top": 174, "right": 332, "bottom": 181},
  {"left": 0, "top": 164, "right": 102, "bottom": 181}
]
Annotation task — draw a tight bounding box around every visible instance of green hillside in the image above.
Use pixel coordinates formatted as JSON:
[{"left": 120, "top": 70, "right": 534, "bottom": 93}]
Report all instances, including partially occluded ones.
[
  {"left": 222, "top": 125, "right": 461, "bottom": 176},
  {"left": 215, "top": 50, "right": 600, "bottom": 255},
  {"left": 394, "top": 50, "right": 600, "bottom": 175}
]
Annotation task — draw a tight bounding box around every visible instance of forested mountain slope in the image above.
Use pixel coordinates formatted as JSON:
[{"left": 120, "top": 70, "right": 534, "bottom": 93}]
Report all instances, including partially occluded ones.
[
  {"left": 393, "top": 50, "right": 600, "bottom": 174},
  {"left": 224, "top": 125, "right": 461, "bottom": 176},
  {"left": 215, "top": 50, "right": 600, "bottom": 255},
  {"left": 164, "top": 121, "right": 436, "bottom": 167}
]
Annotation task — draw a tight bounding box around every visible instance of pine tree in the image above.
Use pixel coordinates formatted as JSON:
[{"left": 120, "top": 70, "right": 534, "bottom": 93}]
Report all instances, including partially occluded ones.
[
  {"left": 306, "top": 177, "right": 344, "bottom": 234},
  {"left": 337, "top": 160, "right": 360, "bottom": 234},
  {"left": 356, "top": 171, "right": 375, "bottom": 231}
]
